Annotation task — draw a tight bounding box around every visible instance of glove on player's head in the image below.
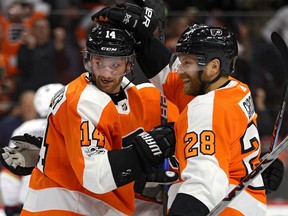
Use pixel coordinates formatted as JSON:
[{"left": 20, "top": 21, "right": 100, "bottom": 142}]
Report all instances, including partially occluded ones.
[{"left": 91, "top": 3, "right": 158, "bottom": 40}]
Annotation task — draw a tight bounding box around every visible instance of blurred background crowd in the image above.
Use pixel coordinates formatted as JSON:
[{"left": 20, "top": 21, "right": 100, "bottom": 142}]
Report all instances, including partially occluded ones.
[{"left": 1, "top": 0, "right": 288, "bottom": 207}]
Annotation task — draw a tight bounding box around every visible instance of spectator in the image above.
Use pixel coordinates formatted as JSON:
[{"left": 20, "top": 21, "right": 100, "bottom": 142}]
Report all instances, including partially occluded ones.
[
  {"left": 166, "top": 16, "right": 189, "bottom": 52},
  {"left": 0, "top": 90, "right": 37, "bottom": 150},
  {"left": 253, "top": 88, "right": 274, "bottom": 146},
  {"left": 0, "top": 0, "right": 47, "bottom": 78},
  {"left": 0, "top": 49, "right": 16, "bottom": 119},
  {"left": 248, "top": 6, "right": 287, "bottom": 112},
  {"left": 17, "top": 17, "right": 81, "bottom": 96}
]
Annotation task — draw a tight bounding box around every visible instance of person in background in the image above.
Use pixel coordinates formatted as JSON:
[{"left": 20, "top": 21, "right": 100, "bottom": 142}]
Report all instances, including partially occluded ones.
[
  {"left": 0, "top": 48, "right": 16, "bottom": 119},
  {"left": 0, "top": 0, "right": 47, "bottom": 78},
  {"left": 0, "top": 83, "right": 64, "bottom": 216},
  {"left": 0, "top": 90, "right": 37, "bottom": 150},
  {"left": 165, "top": 16, "right": 189, "bottom": 52},
  {"left": 17, "top": 17, "right": 81, "bottom": 96}
]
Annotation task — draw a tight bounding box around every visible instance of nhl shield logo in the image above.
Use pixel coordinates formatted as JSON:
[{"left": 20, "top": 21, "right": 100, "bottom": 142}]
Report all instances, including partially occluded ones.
[
  {"left": 121, "top": 102, "right": 127, "bottom": 111},
  {"left": 210, "top": 29, "right": 222, "bottom": 36}
]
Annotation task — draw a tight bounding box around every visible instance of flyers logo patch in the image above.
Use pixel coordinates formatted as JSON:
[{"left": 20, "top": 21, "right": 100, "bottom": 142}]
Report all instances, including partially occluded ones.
[{"left": 210, "top": 29, "right": 222, "bottom": 36}]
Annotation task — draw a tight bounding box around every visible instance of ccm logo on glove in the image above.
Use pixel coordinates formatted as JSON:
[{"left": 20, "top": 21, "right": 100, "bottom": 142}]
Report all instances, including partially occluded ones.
[{"left": 138, "top": 131, "right": 162, "bottom": 156}]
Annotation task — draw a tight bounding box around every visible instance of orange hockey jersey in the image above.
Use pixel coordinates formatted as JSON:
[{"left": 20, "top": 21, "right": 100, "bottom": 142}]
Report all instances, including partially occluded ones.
[
  {"left": 149, "top": 68, "right": 267, "bottom": 215},
  {"left": 21, "top": 73, "right": 144, "bottom": 216}
]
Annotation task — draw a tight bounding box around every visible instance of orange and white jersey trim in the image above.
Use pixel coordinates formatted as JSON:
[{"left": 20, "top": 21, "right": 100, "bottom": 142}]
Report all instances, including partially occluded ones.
[{"left": 23, "top": 187, "right": 126, "bottom": 216}]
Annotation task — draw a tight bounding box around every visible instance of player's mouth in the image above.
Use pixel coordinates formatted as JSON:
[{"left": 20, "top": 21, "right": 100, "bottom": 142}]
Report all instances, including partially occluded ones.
[
  {"left": 100, "top": 78, "right": 114, "bottom": 86},
  {"left": 182, "top": 78, "right": 191, "bottom": 86}
]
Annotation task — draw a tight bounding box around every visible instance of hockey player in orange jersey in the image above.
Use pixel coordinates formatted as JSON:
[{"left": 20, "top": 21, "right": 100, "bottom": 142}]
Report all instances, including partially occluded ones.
[
  {"left": 92, "top": 4, "right": 268, "bottom": 215},
  {"left": 0, "top": 22, "right": 179, "bottom": 215}
]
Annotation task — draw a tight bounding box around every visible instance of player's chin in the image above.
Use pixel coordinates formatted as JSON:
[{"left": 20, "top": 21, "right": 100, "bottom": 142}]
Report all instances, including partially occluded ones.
[
  {"left": 101, "top": 84, "right": 121, "bottom": 95},
  {"left": 183, "top": 84, "right": 193, "bottom": 95}
]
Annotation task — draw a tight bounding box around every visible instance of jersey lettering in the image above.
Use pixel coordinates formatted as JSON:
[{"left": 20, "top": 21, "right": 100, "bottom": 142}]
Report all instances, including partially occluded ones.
[
  {"left": 239, "top": 93, "right": 255, "bottom": 120},
  {"left": 240, "top": 122, "right": 263, "bottom": 188},
  {"left": 80, "top": 121, "right": 105, "bottom": 148},
  {"left": 138, "top": 132, "right": 162, "bottom": 156},
  {"left": 184, "top": 130, "right": 216, "bottom": 158},
  {"left": 37, "top": 117, "right": 51, "bottom": 172}
]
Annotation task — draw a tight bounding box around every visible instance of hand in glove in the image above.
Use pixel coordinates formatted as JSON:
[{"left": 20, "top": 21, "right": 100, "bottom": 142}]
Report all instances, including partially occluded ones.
[
  {"left": 261, "top": 152, "right": 284, "bottom": 194},
  {"left": 108, "top": 122, "right": 176, "bottom": 187},
  {"left": 133, "top": 122, "right": 177, "bottom": 202},
  {"left": 134, "top": 166, "right": 179, "bottom": 203},
  {"left": 132, "top": 122, "right": 175, "bottom": 173},
  {"left": 0, "top": 133, "right": 42, "bottom": 175},
  {"left": 91, "top": 3, "right": 158, "bottom": 40}
]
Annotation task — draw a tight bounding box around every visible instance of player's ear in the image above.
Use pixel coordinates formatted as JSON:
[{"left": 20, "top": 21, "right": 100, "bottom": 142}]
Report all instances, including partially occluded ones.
[
  {"left": 208, "top": 58, "right": 220, "bottom": 76},
  {"left": 126, "top": 62, "right": 132, "bottom": 71}
]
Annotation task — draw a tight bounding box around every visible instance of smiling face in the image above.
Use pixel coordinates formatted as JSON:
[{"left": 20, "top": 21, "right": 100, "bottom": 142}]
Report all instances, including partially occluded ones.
[
  {"left": 89, "top": 55, "right": 131, "bottom": 94},
  {"left": 177, "top": 54, "right": 202, "bottom": 96},
  {"left": 176, "top": 54, "right": 223, "bottom": 96}
]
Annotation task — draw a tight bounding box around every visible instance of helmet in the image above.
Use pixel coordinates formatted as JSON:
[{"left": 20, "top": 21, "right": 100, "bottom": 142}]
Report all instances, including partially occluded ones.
[
  {"left": 176, "top": 24, "right": 238, "bottom": 75},
  {"left": 34, "top": 83, "right": 64, "bottom": 117},
  {"left": 83, "top": 24, "right": 136, "bottom": 73},
  {"left": 85, "top": 24, "right": 135, "bottom": 57}
]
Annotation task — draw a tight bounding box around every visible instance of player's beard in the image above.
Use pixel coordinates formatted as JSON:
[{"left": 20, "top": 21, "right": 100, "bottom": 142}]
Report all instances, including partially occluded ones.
[
  {"left": 179, "top": 72, "right": 201, "bottom": 96},
  {"left": 94, "top": 75, "right": 124, "bottom": 95}
]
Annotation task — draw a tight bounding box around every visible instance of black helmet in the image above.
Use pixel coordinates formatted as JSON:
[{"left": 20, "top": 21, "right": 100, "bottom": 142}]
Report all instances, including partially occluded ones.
[
  {"left": 176, "top": 24, "right": 238, "bottom": 75},
  {"left": 86, "top": 24, "right": 135, "bottom": 57},
  {"left": 83, "top": 24, "right": 135, "bottom": 74}
]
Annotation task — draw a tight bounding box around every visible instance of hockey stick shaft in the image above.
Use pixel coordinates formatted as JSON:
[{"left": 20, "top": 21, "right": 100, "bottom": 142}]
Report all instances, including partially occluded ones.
[
  {"left": 208, "top": 135, "right": 288, "bottom": 215},
  {"left": 269, "top": 31, "right": 288, "bottom": 152},
  {"left": 133, "top": 1, "right": 169, "bottom": 214},
  {"left": 141, "top": 0, "right": 169, "bottom": 214},
  {"left": 269, "top": 82, "right": 288, "bottom": 152},
  {"left": 208, "top": 31, "right": 288, "bottom": 215},
  {"left": 160, "top": 93, "right": 169, "bottom": 216}
]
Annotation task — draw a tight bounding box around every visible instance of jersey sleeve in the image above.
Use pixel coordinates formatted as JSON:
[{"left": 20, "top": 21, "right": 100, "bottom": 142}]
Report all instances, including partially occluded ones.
[{"left": 136, "top": 36, "right": 172, "bottom": 79}]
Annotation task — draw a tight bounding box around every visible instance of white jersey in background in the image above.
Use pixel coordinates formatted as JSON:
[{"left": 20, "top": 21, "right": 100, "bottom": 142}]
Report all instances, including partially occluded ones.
[{"left": 0, "top": 83, "right": 64, "bottom": 211}]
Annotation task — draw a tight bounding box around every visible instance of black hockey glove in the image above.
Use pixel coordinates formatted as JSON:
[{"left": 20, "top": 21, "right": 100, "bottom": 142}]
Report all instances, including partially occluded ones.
[
  {"left": 91, "top": 3, "right": 158, "bottom": 40},
  {"left": 134, "top": 166, "right": 178, "bottom": 202},
  {"left": 0, "top": 133, "right": 42, "bottom": 175},
  {"left": 132, "top": 122, "right": 175, "bottom": 172},
  {"left": 261, "top": 152, "right": 284, "bottom": 194}
]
